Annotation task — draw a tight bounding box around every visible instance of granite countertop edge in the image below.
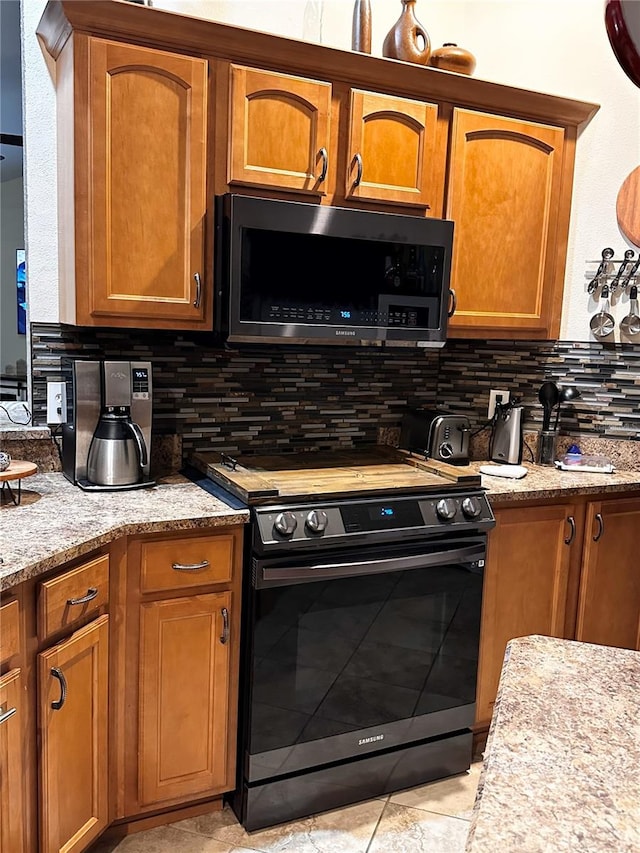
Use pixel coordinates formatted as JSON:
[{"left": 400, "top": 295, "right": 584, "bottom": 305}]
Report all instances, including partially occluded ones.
[{"left": 0, "top": 472, "right": 249, "bottom": 592}]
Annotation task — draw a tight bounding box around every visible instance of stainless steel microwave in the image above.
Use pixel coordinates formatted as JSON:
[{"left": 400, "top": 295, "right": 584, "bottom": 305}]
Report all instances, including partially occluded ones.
[{"left": 214, "top": 194, "right": 455, "bottom": 347}]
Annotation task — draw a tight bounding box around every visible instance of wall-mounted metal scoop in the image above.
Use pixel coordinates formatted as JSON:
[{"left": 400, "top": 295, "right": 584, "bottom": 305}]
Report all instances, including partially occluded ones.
[
  {"left": 620, "top": 285, "right": 640, "bottom": 336},
  {"left": 590, "top": 284, "right": 615, "bottom": 338}
]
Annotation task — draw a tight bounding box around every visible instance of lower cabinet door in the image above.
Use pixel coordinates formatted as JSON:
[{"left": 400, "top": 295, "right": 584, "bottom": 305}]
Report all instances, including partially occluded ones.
[
  {"left": 38, "top": 615, "right": 109, "bottom": 853},
  {"left": 476, "top": 504, "right": 577, "bottom": 725},
  {"left": 576, "top": 498, "right": 640, "bottom": 649},
  {"left": 138, "top": 592, "right": 231, "bottom": 807},
  {"left": 0, "top": 669, "right": 25, "bottom": 853}
]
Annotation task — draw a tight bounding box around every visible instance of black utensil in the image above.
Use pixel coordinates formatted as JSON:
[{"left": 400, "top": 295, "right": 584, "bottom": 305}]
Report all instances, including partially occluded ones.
[
  {"left": 538, "top": 381, "right": 559, "bottom": 431},
  {"left": 553, "top": 386, "right": 581, "bottom": 432},
  {"left": 587, "top": 248, "right": 614, "bottom": 293}
]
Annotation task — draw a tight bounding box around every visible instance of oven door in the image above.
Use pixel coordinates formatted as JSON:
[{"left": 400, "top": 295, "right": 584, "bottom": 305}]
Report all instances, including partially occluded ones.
[{"left": 243, "top": 535, "right": 485, "bottom": 784}]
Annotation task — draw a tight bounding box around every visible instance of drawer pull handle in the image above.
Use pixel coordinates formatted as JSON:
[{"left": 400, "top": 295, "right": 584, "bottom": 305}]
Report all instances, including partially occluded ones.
[
  {"left": 220, "top": 607, "right": 229, "bottom": 645},
  {"left": 0, "top": 705, "right": 17, "bottom": 725},
  {"left": 67, "top": 587, "right": 98, "bottom": 606},
  {"left": 564, "top": 515, "right": 576, "bottom": 545},
  {"left": 171, "top": 560, "right": 210, "bottom": 572},
  {"left": 593, "top": 513, "right": 604, "bottom": 542},
  {"left": 50, "top": 667, "right": 67, "bottom": 711}
]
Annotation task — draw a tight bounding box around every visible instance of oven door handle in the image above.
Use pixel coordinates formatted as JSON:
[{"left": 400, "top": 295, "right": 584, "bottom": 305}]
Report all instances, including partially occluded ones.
[{"left": 259, "top": 543, "right": 485, "bottom": 585}]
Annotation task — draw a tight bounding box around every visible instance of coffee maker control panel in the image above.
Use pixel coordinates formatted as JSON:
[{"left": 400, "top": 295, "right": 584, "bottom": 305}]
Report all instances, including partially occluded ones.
[{"left": 132, "top": 367, "right": 150, "bottom": 400}]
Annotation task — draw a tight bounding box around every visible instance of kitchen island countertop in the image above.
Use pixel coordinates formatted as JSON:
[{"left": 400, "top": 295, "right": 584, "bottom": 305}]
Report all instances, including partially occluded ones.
[
  {"left": 0, "top": 472, "right": 248, "bottom": 591},
  {"left": 466, "top": 634, "right": 640, "bottom": 852}
]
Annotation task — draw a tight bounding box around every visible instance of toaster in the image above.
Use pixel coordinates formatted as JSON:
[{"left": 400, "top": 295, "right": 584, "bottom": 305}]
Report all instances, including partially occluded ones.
[{"left": 400, "top": 408, "right": 471, "bottom": 465}]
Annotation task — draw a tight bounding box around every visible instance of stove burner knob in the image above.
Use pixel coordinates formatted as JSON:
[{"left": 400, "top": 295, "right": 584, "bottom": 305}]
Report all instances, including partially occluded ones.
[
  {"left": 274, "top": 511, "right": 297, "bottom": 536},
  {"left": 306, "top": 509, "right": 328, "bottom": 534},
  {"left": 436, "top": 498, "right": 457, "bottom": 520},
  {"left": 462, "top": 496, "right": 483, "bottom": 519}
]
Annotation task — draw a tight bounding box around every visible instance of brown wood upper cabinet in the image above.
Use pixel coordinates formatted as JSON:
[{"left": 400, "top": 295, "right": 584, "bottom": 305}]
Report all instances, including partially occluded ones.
[
  {"left": 345, "top": 89, "right": 439, "bottom": 209},
  {"left": 228, "top": 65, "right": 331, "bottom": 195},
  {"left": 58, "top": 36, "right": 209, "bottom": 330},
  {"left": 446, "top": 109, "right": 566, "bottom": 340}
]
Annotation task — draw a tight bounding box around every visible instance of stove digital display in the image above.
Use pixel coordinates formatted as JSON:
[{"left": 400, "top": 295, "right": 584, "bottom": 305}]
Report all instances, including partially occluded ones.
[{"left": 341, "top": 501, "right": 422, "bottom": 532}]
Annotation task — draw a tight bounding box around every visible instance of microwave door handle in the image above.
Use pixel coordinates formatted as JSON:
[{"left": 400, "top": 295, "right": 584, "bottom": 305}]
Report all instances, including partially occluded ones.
[{"left": 259, "top": 543, "right": 485, "bottom": 586}]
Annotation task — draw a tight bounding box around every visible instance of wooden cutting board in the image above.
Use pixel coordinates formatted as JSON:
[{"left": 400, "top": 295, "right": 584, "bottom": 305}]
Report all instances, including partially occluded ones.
[
  {"left": 617, "top": 166, "right": 640, "bottom": 247},
  {"left": 194, "top": 446, "right": 480, "bottom": 504}
]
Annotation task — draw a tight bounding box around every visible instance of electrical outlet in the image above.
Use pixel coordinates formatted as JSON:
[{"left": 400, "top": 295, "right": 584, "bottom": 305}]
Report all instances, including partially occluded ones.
[
  {"left": 488, "top": 389, "right": 510, "bottom": 420},
  {"left": 47, "top": 382, "right": 67, "bottom": 424}
]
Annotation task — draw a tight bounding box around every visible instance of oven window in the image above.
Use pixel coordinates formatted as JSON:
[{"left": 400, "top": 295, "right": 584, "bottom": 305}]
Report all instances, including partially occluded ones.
[
  {"left": 249, "top": 563, "right": 482, "bottom": 755},
  {"left": 239, "top": 228, "right": 445, "bottom": 329}
]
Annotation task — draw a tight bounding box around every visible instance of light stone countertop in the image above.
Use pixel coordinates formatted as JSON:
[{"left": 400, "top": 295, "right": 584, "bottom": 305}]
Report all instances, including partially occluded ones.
[
  {"left": 469, "top": 461, "right": 640, "bottom": 504},
  {"left": 0, "top": 472, "right": 249, "bottom": 591},
  {"left": 466, "top": 635, "right": 640, "bottom": 852}
]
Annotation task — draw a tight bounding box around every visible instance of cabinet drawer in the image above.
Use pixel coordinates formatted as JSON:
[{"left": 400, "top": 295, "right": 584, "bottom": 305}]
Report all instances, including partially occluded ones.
[
  {"left": 0, "top": 598, "right": 20, "bottom": 664},
  {"left": 140, "top": 534, "right": 235, "bottom": 593},
  {"left": 38, "top": 554, "right": 109, "bottom": 640}
]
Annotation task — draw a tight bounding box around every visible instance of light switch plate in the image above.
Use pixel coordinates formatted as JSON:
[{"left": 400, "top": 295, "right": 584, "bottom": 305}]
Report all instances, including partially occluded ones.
[{"left": 46, "top": 382, "right": 67, "bottom": 424}]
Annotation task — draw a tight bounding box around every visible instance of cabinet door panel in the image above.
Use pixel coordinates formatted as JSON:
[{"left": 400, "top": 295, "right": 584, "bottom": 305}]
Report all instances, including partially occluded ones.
[
  {"left": 476, "top": 504, "right": 576, "bottom": 725},
  {"left": 0, "top": 669, "right": 25, "bottom": 853},
  {"left": 576, "top": 498, "right": 640, "bottom": 649},
  {"left": 87, "top": 39, "right": 208, "bottom": 325},
  {"left": 346, "top": 90, "right": 438, "bottom": 208},
  {"left": 446, "top": 109, "right": 565, "bottom": 338},
  {"left": 38, "top": 615, "right": 109, "bottom": 853},
  {"left": 138, "top": 592, "right": 231, "bottom": 806},
  {"left": 229, "top": 65, "right": 331, "bottom": 194}
]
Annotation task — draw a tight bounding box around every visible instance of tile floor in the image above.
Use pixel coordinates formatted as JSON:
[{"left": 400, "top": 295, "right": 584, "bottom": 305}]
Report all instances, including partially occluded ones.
[{"left": 89, "top": 762, "right": 481, "bottom": 853}]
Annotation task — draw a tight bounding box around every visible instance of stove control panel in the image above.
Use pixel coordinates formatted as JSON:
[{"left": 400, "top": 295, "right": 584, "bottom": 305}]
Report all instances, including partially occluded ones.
[{"left": 253, "top": 491, "right": 495, "bottom": 550}]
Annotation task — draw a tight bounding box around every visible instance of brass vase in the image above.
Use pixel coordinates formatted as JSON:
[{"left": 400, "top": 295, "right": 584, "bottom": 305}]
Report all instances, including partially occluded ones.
[{"left": 382, "top": 0, "right": 431, "bottom": 66}]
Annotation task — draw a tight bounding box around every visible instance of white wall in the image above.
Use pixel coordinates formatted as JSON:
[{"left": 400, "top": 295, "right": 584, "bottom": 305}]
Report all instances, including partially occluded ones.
[
  {"left": 0, "top": 175, "right": 26, "bottom": 374},
  {"left": 22, "top": 0, "right": 640, "bottom": 341}
]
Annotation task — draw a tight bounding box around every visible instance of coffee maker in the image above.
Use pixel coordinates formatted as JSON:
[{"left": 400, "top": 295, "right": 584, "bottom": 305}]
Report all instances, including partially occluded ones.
[{"left": 62, "top": 359, "right": 154, "bottom": 490}]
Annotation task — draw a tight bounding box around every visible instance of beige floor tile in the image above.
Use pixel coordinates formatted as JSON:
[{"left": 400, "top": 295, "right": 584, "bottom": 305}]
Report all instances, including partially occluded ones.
[
  {"left": 103, "top": 824, "right": 262, "bottom": 852},
  {"left": 388, "top": 761, "right": 482, "bottom": 819},
  {"left": 175, "top": 798, "right": 385, "bottom": 853},
  {"left": 368, "top": 802, "right": 471, "bottom": 853}
]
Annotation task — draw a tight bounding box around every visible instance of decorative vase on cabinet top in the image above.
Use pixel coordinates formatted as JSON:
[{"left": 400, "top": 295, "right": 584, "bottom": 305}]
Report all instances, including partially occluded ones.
[
  {"left": 382, "top": 0, "right": 431, "bottom": 66},
  {"left": 429, "top": 43, "right": 476, "bottom": 75},
  {"left": 352, "top": 0, "right": 372, "bottom": 53}
]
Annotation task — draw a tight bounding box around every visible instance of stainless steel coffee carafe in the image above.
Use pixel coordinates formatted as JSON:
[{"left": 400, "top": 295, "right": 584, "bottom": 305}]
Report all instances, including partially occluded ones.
[{"left": 87, "top": 409, "right": 148, "bottom": 487}]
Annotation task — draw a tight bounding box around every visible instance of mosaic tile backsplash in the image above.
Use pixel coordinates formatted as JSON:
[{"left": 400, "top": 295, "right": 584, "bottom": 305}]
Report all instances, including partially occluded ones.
[{"left": 30, "top": 325, "right": 640, "bottom": 461}]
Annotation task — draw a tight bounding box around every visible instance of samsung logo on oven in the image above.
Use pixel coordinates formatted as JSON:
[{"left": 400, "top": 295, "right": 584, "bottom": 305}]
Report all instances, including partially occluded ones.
[
  {"left": 358, "top": 734, "right": 384, "bottom": 746},
  {"left": 336, "top": 330, "right": 356, "bottom": 336}
]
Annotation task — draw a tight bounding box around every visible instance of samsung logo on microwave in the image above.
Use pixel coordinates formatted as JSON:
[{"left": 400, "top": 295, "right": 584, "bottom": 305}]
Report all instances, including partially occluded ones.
[
  {"left": 336, "top": 330, "right": 357, "bottom": 336},
  {"left": 358, "top": 734, "right": 384, "bottom": 746}
]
